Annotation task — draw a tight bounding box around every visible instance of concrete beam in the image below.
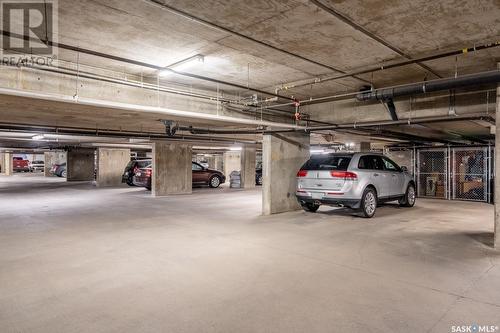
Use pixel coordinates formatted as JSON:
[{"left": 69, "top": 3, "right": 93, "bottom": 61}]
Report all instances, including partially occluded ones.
[
  {"left": 67, "top": 148, "right": 95, "bottom": 181},
  {"left": 44, "top": 151, "right": 66, "bottom": 177},
  {"left": 240, "top": 147, "right": 256, "bottom": 189},
  {"left": 96, "top": 148, "right": 131, "bottom": 187},
  {"left": 152, "top": 142, "right": 192, "bottom": 196},
  {"left": 495, "top": 63, "right": 500, "bottom": 249},
  {"left": 262, "top": 132, "right": 310, "bottom": 215}
]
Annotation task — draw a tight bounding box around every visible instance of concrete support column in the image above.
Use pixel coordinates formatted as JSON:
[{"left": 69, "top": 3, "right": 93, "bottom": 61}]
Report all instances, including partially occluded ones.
[
  {"left": 44, "top": 151, "right": 66, "bottom": 177},
  {"left": 262, "top": 132, "right": 310, "bottom": 215},
  {"left": 495, "top": 63, "right": 500, "bottom": 248},
  {"left": 67, "top": 148, "right": 95, "bottom": 181},
  {"left": 240, "top": 147, "right": 256, "bottom": 189},
  {"left": 96, "top": 148, "right": 130, "bottom": 187},
  {"left": 152, "top": 141, "right": 192, "bottom": 196},
  {"left": 1, "top": 153, "right": 13, "bottom": 175},
  {"left": 223, "top": 151, "right": 241, "bottom": 177}
]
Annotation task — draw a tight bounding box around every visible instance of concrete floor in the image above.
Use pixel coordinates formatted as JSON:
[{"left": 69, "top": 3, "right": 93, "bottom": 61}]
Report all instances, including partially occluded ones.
[{"left": 1, "top": 175, "right": 499, "bottom": 333}]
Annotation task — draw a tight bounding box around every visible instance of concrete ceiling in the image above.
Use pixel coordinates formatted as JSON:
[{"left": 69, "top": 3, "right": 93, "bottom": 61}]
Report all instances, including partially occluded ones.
[{"left": 52, "top": 0, "right": 499, "bottom": 98}]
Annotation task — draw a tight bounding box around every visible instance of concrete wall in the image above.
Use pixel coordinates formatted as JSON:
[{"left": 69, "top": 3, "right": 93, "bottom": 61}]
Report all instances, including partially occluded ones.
[
  {"left": 262, "top": 132, "right": 310, "bottom": 215},
  {"left": 67, "top": 149, "right": 95, "bottom": 181},
  {"left": 224, "top": 151, "right": 241, "bottom": 177},
  {"left": 152, "top": 142, "right": 192, "bottom": 196},
  {"left": 96, "top": 148, "right": 131, "bottom": 187},
  {"left": 214, "top": 155, "right": 223, "bottom": 172},
  {"left": 44, "top": 152, "right": 67, "bottom": 177}
]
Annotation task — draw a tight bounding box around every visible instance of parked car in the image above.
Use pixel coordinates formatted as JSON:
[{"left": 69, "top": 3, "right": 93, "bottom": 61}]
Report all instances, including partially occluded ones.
[
  {"left": 29, "top": 160, "right": 45, "bottom": 172},
  {"left": 51, "top": 163, "right": 67, "bottom": 178},
  {"left": 255, "top": 167, "right": 263, "bottom": 185},
  {"left": 296, "top": 153, "right": 415, "bottom": 218},
  {"left": 13, "top": 157, "right": 30, "bottom": 172},
  {"left": 122, "top": 159, "right": 152, "bottom": 186},
  {"left": 133, "top": 162, "right": 226, "bottom": 190}
]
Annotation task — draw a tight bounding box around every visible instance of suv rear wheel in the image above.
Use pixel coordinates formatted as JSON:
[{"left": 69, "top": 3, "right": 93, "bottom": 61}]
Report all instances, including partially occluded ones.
[
  {"left": 361, "top": 188, "right": 377, "bottom": 218},
  {"left": 301, "top": 202, "right": 320, "bottom": 213},
  {"left": 399, "top": 184, "right": 416, "bottom": 207}
]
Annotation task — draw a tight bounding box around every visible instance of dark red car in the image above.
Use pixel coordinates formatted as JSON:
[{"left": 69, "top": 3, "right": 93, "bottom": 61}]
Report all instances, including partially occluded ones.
[
  {"left": 13, "top": 157, "right": 30, "bottom": 172},
  {"left": 133, "top": 161, "right": 226, "bottom": 190}
]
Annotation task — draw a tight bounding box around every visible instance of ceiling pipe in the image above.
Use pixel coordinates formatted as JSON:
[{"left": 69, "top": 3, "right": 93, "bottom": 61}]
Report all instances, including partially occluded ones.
[
  {"left": 357, "top": 70, "right": 500, "bottom": 101},
  {"left": 0, "top": 124, "right": 261, "bottom": 145},
  {"left": 305, "top": 114, "right": 495, "bottom": 131}
]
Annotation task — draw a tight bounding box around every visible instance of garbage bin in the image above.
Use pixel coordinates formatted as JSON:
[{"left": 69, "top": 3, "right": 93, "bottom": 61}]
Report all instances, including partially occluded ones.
[{"left": 229, "top": 171, "right": 241, "bottom": 188}]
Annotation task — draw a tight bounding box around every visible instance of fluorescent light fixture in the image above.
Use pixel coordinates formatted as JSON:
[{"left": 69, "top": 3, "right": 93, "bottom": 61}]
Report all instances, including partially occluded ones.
[
  {"left": 160, "top": 54, "right": 204, "bottom": 76},
  {"left": 310, "top": 149, "right": 325, "bottom": 154},
  {"left": 229, "top": 147, "right": 242, "bottom": 151},
  {"left": 32, "top": 134, "right": 45, "bottom": 141}
]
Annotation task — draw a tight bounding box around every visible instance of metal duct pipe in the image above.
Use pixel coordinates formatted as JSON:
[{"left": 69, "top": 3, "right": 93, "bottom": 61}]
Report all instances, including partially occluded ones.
[
  {"left": 0, "top": 124, "right": 261, "bottom": 145},
  {"left": 306, "top": 114, "right": 495, "bottom": 131},
  {"left": 357, "top": 70, "right": 500, "bottom": 101}
]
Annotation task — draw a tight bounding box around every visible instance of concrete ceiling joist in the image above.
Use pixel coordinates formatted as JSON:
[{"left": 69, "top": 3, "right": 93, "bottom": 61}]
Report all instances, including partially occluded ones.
[
  {"left": 142, "top": 0, "right": 372, "bottom": 85},
  {"left": 309, "top": 0, "right": 442, "bottom": 78}
]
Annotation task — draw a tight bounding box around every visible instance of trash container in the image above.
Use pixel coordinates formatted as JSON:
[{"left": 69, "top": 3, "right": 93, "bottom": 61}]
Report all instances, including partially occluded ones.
[{"left": 229, "top": 171, "right": 241, "bottom": 188}]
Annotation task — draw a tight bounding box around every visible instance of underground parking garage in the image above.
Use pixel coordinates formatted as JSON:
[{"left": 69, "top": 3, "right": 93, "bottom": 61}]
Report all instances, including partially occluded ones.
[{"left": 1, "top": 0, "right": 500, "bottom": 331}]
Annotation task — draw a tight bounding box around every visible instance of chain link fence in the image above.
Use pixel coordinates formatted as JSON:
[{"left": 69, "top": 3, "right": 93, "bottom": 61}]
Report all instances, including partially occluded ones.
[
  {"left": 417, "top": 149, "right": 448, "bottom": 199},
  {"left": 386, "top": 146, "right": 493, "bottom": 203},
  {"left": 451, "top": 148, "right": 488, "bottom": 202}
]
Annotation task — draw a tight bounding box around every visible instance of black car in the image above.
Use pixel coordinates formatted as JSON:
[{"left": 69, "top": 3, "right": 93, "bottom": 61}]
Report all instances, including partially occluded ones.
[
  {"left": 122, "top": 159, "right": 152, "bottom": 186},
  {"left": 255, "top": 168, "right": 263, "bottom": 185}
]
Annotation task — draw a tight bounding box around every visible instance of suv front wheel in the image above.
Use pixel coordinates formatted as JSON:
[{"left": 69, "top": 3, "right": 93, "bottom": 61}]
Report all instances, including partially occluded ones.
[{"left": 360, "top": 188, "right": 377, "bottom": 218}]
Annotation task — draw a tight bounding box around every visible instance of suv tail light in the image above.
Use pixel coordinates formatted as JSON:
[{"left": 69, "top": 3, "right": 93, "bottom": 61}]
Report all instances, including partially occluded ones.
[
  {"left": 297, "top": 170, "right": 308, "bottom": 177},
  {"left": 330, "top": 171, "right": 357, "bottom": 180}
]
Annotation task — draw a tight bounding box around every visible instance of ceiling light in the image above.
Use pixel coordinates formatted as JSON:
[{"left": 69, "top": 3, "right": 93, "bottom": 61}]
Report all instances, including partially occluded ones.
[
  {"left": 310, "top": 149, "right": 325, "bottom": 154},
  {"left": 229, "top": 147, "right": 242, "bottom": 151},
  {"left": 159, "top": 54, "right": 204, "bottom": 76},
  {"left": 32, "top": 134, "right": 45, "bottom": 141}
]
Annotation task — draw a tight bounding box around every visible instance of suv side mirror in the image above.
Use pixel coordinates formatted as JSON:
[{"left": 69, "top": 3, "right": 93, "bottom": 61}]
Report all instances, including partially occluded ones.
[{"left": 401, "top": 166, "right": 408, "bottom": 173}]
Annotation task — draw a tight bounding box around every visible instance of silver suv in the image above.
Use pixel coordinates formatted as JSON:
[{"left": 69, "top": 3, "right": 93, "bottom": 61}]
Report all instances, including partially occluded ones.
[{"left": 296, "top": 153, "right": 415, "bottom": 218}]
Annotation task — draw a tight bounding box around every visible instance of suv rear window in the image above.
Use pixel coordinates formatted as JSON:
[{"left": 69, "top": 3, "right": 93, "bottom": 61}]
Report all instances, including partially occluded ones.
[
  {"left": 137, "top": 160, "right": 151, "bottom": 168},
  {"left": 301, "top": 155, "right": 352, "bottom": 171}
]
